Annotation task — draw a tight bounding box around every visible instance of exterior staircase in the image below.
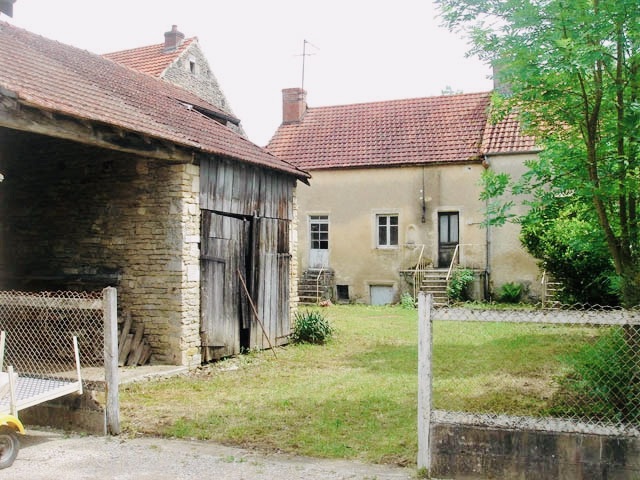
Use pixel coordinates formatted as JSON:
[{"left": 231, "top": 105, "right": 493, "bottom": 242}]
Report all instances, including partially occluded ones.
[
  {"left": 419, "top": 269, "right": 449, "bottom": 306},
  {"left": 298, "top": 268, "right": 334, "bottom": 305},
  {"left": 542, "top": 271, "right": 563, "bottom": 306}
]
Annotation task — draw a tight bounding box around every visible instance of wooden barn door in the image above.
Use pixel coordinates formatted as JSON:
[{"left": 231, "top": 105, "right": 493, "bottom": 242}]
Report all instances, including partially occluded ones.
[
  {"left": 250, "top": 217, "right": 291, "bottom": 349},
  {"left": 200, "top": 211, "right": 249, "bottom": 361}
]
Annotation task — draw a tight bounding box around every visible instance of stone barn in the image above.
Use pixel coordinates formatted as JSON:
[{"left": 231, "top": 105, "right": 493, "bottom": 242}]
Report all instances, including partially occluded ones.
[{"left": 0, "top": 22, "right": 309, "bottom": 366}]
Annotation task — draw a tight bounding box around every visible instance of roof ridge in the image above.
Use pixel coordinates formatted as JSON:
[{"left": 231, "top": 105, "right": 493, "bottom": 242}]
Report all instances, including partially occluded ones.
[
  {"left": 307, "top": 91, "right": 493, "bottom": 111},
  {"left": 102, "top": 37, "right": 196, "bottom": 57}
]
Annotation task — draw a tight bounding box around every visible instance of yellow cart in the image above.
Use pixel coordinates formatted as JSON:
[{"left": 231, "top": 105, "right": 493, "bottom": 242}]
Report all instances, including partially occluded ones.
[{"left": 0, "top": 331, "right": 82, "bottom": 469}]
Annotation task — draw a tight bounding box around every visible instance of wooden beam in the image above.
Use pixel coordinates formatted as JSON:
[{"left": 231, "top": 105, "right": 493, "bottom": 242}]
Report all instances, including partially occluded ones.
[
  {"left": 0, "top": 294, "right": 102, "bottom": 310},
  {"left": 0, "top": 97, "right": 194, "bottom": 163}
]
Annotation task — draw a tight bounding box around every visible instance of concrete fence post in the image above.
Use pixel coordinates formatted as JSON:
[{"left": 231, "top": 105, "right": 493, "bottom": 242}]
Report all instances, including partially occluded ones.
[
  {"left": 417, "top": 292, "right": 433, "bottom": 472},
  {"left": 103, "top": 286, "right": 120, "bottom": 435}
]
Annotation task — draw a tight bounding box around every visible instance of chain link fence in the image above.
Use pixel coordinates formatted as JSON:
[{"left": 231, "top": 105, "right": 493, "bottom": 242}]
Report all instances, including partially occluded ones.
[
  {"left": 427, "top": 301, "right": 640, "bottom": 435},
  {"left": 0, "top": 290, "right": 105, "bottom": 391}
]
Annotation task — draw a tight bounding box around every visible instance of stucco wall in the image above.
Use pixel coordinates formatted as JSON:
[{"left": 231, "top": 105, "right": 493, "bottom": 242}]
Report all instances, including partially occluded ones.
[
  {"left": 296, "top": 164, "right": 489, "bottom": 303},
  {"left": 0, "top": 136, "right": 201, "bottom": 366},
  {"left": 487, "top": 153, "right": 542, "bottom": 300}
]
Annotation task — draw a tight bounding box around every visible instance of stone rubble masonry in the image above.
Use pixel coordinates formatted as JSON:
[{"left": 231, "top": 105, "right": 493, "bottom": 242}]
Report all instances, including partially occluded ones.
[
  {"left": 3, "top": 145, "right": 201, "bottom": 367},
  {"left": 3, "top": 139, "right": 300, "bottom": 366},
  {"left": 162, "top": 42, "right": 245, "bottom": 137}
]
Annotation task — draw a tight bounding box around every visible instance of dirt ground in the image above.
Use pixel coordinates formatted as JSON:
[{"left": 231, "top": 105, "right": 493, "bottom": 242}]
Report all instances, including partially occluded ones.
[{"left": 3, "top": 429, "right": 417, "bottom": 479}]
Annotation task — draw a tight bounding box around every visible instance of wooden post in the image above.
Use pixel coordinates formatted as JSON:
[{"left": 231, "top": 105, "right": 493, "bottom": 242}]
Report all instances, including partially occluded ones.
[
  {"left": 103, "top": 287, "right": 120, "bottom": 435},
  {"left": 417, "top": 292, "right": 432, "bottom": 472}
]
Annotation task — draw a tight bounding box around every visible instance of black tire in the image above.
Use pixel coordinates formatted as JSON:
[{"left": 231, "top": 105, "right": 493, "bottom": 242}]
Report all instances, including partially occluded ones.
[{"left": 0, "top": 426, "right": 19, "bottom": 469}]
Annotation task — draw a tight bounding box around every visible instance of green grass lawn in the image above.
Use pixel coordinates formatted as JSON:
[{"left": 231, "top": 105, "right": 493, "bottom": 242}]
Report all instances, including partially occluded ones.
[{"left": 120, "top": 304, "right": 596, "bottom": 467}]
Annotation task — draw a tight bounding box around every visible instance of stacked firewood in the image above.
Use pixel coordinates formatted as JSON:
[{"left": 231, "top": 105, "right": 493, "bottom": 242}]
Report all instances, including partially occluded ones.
[{"left": 117, "top": 312, "right": 152, "bottom": 366}]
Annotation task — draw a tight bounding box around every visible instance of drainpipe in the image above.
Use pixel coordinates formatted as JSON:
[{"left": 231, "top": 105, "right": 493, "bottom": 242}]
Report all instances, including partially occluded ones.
[
  {"left": 483, "top": 155, "right": 491, "bottom": 301},
  {"left": 421, "top": 167, "right": 426, "bottom": 223}
]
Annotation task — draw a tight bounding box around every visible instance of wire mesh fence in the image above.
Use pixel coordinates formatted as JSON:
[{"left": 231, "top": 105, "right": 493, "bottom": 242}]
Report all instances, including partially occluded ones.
[
  {"left": 0, "top": 289, "right": 104, "bottom": 390},
  {"left": 429, "top": 301, "right": 640, "bottom": 435}
]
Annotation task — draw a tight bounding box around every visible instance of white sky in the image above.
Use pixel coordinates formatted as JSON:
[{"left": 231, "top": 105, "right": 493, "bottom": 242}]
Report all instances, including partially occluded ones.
[{"left": 4, "top": 0, "right": 493, "bottom": 146}]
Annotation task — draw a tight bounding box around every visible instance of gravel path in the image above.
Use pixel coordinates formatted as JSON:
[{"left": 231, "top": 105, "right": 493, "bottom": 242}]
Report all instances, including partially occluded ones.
[{"left": 3, "top": 429, "right": 416, "bottom": 479}]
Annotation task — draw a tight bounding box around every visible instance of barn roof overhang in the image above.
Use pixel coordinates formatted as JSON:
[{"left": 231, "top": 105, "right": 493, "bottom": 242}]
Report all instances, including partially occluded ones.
[
  {"left": 0, "top": 90, "right": 312, "bottom": 188},
  {"left": 0, "top": 91, "right": 195, "bottom": 163}
]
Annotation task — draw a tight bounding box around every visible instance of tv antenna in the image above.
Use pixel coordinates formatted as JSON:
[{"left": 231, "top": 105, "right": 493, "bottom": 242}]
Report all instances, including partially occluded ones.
[{"left": 297, "top": 39, "right": 318, "bottom": 92}]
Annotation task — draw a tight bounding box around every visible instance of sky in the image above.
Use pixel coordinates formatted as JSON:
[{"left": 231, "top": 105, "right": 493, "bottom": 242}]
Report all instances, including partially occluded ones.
[{"left": 3, "top": 0, "right": 493, "bottom": 146}]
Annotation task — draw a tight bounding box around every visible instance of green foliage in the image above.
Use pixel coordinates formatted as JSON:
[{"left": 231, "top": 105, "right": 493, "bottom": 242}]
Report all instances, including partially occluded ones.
[
  {"left": 520, "top": 199, "right": 620, "bottom": 305},
  {"left": 436, "top": 0, "right": 640, "bottom": 306},
  {"left": 290, "top": 310, "right": 334, "bottom": 345},
  {"left": 400, "top": 292, "right": 416, "bottom": 309},
  {"left": 479, "top": 169, "right": 515, "bottom": 228},
  {"left": 498, "top": 282, "right": 523, "bottom": 303},
  {"left": 447, "top": 268, "right": 474, "bottom": 301},
  {"left": 550, "top": 327, "right": 640, "bottom": 423}
]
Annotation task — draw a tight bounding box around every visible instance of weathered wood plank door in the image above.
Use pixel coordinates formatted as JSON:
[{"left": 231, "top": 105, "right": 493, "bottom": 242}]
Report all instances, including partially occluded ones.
[
  {"left": 250, "top": 217, "right": 291, "bottom": 349},
  {"left": 200, "top": 211, "right": 249, "bottom": 361}
]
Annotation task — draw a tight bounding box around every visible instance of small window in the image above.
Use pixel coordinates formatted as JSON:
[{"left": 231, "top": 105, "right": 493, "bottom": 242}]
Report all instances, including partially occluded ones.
[
  {"left": 336, "top": 285, "right": 349, "bottom": 301},
  {"left": 377, "top": 214, "right": 398, "bottom": 247},
  {"left": 188, "top": 55, "right": 197, "bottom": 74}
]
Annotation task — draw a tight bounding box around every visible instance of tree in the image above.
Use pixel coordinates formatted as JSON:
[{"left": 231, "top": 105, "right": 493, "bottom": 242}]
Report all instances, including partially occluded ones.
[
  {"left": 436, "top": 0, "right": 640, "bottom": 306},
  {"left": 519, "top": 196, "right": 620, "bottom": 305}
]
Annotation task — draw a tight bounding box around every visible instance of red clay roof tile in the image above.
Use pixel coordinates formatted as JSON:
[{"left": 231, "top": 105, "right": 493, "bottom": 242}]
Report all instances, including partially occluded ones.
[
  {"left": 103, "top": 38, "right": 196, "bottom": 78},
  {"left": 0, "top": 22, "right": 308, "bottom": 181},
  {"left": 267, "top": 92, "right": 537, "bottom": 170}
]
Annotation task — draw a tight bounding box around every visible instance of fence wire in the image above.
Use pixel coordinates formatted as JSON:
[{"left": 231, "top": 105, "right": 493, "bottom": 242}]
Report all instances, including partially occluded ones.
[
  {"left": 431, "top": 302, "right": 640, "bottom": 435},
  {"left": 0, "top": 290, "right": 104, "bottom": 390}
]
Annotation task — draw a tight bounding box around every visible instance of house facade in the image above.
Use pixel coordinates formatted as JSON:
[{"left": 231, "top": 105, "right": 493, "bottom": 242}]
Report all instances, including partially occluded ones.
[
  {"left": 103, "top": 25, "right": 244, "bottom": 136},
  {"left": 0, "top": 22, "right": 309, "bottom": 366},
  {"left": 268, "top": 88, "right": 540, "bottom": 305}
]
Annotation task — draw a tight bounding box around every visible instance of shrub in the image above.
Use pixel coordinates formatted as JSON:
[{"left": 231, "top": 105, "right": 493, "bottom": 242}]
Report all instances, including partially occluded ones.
[
  {"left": 447, "top": 268, "right": 474, "bottom": 301},
  {"left": 498, "top": 282, "right": 523, "bottom": 303},
  {"left": 400, "top": 292, "right": 416, "bottom": 309},
  {"left": 290, "top": 310, "right": 334, "bottom": 345},
  {"left": 550, "top": 327, "right": 640, "bottom": 423}
]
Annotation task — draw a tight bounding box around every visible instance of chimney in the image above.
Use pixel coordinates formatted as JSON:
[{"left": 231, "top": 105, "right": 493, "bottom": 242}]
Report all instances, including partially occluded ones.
[
  {"left": 492, "top": 61, "right": 511, "bottom": 96},
  {"left": 282, "top": 88, "right": 307, "bottom": 124},
  {"left": 0, "top": 0, "right": 16, "bottom": 17},
  {"left": 164, "top": 25, "right": 185, "bottom": 52}
]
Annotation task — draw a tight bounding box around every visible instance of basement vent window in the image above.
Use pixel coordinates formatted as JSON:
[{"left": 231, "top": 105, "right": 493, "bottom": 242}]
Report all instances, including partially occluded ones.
[{"left": 336, "top": 285, "right": 349, "bottom": 302}]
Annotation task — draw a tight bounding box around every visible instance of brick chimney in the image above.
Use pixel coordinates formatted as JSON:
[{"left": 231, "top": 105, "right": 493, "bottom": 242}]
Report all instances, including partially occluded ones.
[
  {"left": 282, "top": 88, "right": 307, "bottom": 124},
  {"left": 0, "top": 0, "right": 16, "bottom": 17},
  {"left": 164, "top": 25, "right": 185, "bottom": 52}
]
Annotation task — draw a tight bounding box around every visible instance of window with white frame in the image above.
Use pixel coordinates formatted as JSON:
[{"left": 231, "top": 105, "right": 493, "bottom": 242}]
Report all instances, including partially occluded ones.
[{"left": 377, "top": 214, "right": 398, "bottom": 247}]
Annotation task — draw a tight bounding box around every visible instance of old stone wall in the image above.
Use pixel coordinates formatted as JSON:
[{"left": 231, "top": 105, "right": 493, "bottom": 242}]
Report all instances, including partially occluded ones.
[
  {"left": 162, "top": 42, "right": 245, "bottom": 137},
  {"left": 0, "top": 136, "right": 201, "bottom": 366},
  {"left": 431, "top": 423, "right": 640, "bottom": 479}
]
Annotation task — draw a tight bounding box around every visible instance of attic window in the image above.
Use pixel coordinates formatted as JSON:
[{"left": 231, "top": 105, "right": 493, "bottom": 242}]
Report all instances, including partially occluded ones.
[{"left": 188, "top": 55, "right": 197, "bottom": 74}]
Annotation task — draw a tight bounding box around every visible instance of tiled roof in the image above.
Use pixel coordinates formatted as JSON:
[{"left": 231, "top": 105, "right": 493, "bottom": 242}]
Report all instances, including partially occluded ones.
[
  {"left": 0, "top": 22, "right": 308, "bottom": 180},
  {"left": 267, "top": 92, "right": 538, "bottom": 171},
  {"left": 481, "top": 111, "right": 538, "bottom": 155},
  {"left": 103, "top": 38, "right": 196, "bottom": 78}
]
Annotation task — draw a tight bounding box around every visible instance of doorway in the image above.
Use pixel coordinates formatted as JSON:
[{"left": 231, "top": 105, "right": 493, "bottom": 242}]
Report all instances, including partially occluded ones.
[
  {"left": 438, "top": 212, "right": 459, "bottom": 268},
  {"left": 309, "top": 215, "right": 329, "bottom": 269}
]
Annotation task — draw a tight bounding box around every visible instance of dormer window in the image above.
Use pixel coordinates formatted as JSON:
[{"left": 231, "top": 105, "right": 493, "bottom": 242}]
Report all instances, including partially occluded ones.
[{"left": 188, "top": 55, "right": 197, "bottom": 74}]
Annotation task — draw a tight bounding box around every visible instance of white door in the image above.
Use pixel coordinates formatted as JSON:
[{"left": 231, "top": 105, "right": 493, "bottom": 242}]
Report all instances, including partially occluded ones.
[
  {"left": 309, "top": 215, "right": 329, "bottom": 268},
  {"left": 370, "top": 285, "right": 394, "bottom": 305}
]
